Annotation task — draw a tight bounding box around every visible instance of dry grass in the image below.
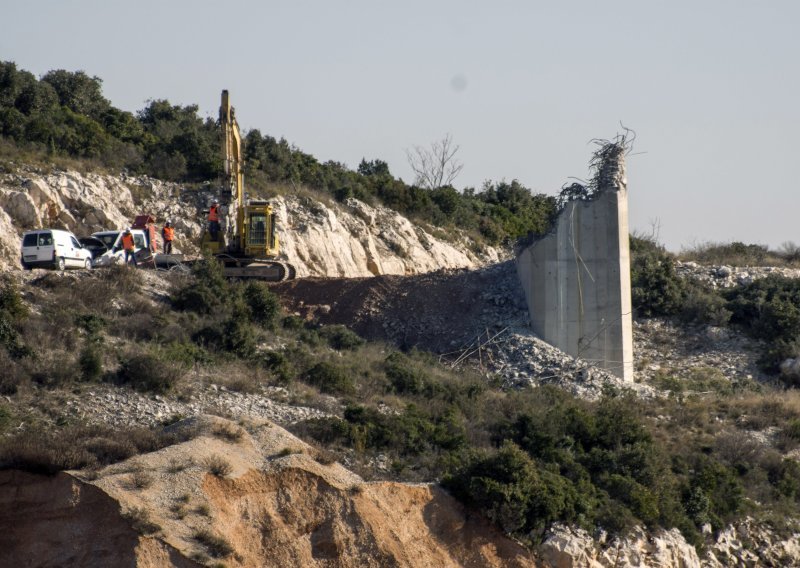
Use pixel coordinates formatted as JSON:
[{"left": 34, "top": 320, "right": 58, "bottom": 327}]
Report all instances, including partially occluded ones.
[
  {"left": 122, "top": 506, "right": 161, "bottom": 535},
  {"left": 130, "top": 469, "right": 154, "bottom": 489},
  {"left": 166, "top": 457, "right": 195, "bottom": 473},
  {"left": 193, "top": 528, "right": 234, "bottom": 558},
  {"left": 203, "top": 454, "right": 232, "bottom": 477},
  {"left": 212, "top": 422, "right": 245, "bottom": 443}
]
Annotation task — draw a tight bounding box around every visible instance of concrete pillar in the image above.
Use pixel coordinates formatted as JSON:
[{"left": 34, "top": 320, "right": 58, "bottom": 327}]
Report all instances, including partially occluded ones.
[{"left": 516, "top": 176, "right": 634, "bottom": 381}]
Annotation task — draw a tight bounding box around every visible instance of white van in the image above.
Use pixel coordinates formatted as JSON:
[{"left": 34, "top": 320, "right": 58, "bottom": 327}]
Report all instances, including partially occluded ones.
[
  {"left": 20, "top": 229, "right": 93, "bottom": 270},
  {"left": 79, "top": 229, "right": 147, "bottom": 267}
]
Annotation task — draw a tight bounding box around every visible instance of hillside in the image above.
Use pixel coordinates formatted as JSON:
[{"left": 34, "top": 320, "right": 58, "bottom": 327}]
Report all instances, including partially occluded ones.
[
  {"left": 3, "top": 62, "right": 800, "bottom": 567},
  {"left": 0, "top": 167, "right": 500, "bottom": 276}
]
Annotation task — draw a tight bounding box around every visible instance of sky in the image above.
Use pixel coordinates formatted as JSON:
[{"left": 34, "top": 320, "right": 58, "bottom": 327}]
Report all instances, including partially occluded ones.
[{"left": 3, "top": 1, "right": 799, "bottom": 251}]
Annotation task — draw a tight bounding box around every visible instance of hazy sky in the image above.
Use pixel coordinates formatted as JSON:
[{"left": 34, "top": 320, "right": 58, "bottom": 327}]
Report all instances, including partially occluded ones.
[{"left": 4, "top": 1, "right": 799, "bottom": 251}]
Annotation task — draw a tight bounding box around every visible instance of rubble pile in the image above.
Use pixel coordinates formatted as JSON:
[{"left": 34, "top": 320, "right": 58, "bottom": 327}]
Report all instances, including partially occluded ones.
[{"left": 676, "top": 260, "right": 800, "bottom": 288}]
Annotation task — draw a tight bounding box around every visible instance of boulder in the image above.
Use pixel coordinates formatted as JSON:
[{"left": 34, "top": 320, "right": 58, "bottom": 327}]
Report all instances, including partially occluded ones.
[{"left": 3, "top": 191, "right": 39, "bottom": 228}]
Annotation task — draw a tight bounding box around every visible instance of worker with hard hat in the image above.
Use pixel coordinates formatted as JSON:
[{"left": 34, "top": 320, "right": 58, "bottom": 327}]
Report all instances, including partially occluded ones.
[{"left": 162, "top": 221, "right": 175, "bottom": 254}]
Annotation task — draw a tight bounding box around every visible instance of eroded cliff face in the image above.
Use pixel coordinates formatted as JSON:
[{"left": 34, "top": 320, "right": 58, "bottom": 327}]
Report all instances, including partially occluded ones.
[
  {"left": 0, "top": 416, "right": 536, "bottom": 568},
  {"left": 0, "top": 169, "right": 500, "bottom": 276}
]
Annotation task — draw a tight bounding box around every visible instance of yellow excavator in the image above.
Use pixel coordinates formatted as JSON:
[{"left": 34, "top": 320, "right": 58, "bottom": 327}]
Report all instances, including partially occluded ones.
[{"left": 200, "top": 90, "right": 295, "bottom": 280}]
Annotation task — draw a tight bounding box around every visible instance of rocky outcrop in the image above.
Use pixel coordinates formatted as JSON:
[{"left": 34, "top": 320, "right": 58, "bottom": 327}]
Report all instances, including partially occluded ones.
[
  {"left": 540, "top": 525, "right": 700, "bottom": 568},
  {"left": 0, "top": 169, "right": 501, "bottom": 276}
]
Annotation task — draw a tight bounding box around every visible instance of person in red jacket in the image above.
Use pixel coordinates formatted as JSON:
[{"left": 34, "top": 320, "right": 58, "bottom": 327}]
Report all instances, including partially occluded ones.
[
  {"left": 121, "top": 229, "right": 137, "bottom": 267},
  {"left": 162, "top": 221, "right": 175, "bottom": 254}
]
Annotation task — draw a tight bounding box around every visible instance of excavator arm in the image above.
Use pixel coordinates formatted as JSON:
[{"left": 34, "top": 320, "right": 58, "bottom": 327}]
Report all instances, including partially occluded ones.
[{"left": 219, "top": 90, "right": 244, "bottom": 250}]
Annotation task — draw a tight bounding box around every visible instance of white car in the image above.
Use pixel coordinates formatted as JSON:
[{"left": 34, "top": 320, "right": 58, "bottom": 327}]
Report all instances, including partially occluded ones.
[
  {"left": 80, "top": 229, "right": 148, "bottom": 267},
  {"left": 20, "top": 229, "right": 93, "bottom": 270}
]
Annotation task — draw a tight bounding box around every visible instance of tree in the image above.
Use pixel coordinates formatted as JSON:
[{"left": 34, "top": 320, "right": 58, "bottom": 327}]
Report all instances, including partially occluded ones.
[
  {"left": 405, "top": 133, "right": 463, "bottom": 189},
  {"left": 40, "top": 69, "right": 110, "bottom": 121}
]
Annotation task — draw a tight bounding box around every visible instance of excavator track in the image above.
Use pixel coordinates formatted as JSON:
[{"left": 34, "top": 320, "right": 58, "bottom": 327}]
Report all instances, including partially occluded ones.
[{"left": 216, "top": 254, "right": 296, "bottom": 281}]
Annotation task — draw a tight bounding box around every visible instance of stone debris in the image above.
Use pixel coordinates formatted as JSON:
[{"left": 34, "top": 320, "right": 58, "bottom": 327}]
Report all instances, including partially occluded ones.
[
  {"left": 676, "top": 261, "right": 800, "bottom": 289},
  {"left": 486, "top": 327, "right": 655, "bottom": 400},
  {"left": 49, "top": 382, "right": 332, "bottom": 429}
]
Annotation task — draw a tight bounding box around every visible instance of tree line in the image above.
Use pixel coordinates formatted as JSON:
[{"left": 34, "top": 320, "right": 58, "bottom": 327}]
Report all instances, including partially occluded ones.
[{"left": 0, "top": 61, "right": 555, "bottom": 245}]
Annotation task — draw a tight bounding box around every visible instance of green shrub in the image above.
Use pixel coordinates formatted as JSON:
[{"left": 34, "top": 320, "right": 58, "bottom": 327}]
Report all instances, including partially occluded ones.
[
  {"left": 783, "top": 419, "right": 800, "bottom": 443},
  {"left": 78, "top": 345, "right": 103, "bottom": 381},
  {"left": 161, "top": 341, "right": 213, "bottom": 366},
  {"left": 304, "top": 362, "right": 355, "bottom": 395},
  {"left": 74, "top": 313, "right": 106, "bottom": 338},
  {"left": 0, "top": 405, "right": 11, "bottom": 434},
  {"left": 243, "top": 281, "right": 281, "bottom": 328},
  {"left": 0, "top": 278, "right": 30, "bottom": 358},
  {"left": 318, "top": 325, "right": 364, "bottom": 351},
  {"left": 445, "top": 441, "right": 579, "bottom": 535},
  {"left": 630, "top": 236, "right": 685, "bottom": 317},
  {"left": 679, "top": 285, "right": 731, "bottom": 326},
  {"left": 116, "top": 351, "right": 182, "bottom": 393},
  {"left": 384, "top": 352, "right": 427, "bottom": 395},
  {"left": 172, "top": 259, "right": 228, "bottom": 314},
  {"left": 0, "top": 279, "right": 28, "bottom": 321},
  {"left": 725, "top": 276, "right": 800, "bottom": 374},
  {"left": 282, "top": 315, "right": 305, "bottom": 330},
  {"left": 260, "top": 351, "right": 293, "bottom": 383},
  {"left": 193, "top": 316, "right": 255, "bottom": 359},
  {"left": 295, "top": 416, "right": 351, "bottom": 445}
]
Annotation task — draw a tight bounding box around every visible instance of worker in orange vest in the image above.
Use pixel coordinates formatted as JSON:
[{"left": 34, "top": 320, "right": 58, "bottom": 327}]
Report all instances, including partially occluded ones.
[
  {"left": 162, "top": 221, "right": 175, "bottom": 254},
  {"left": 208, "top": 200, "right": 220, "bottom": 242},
  {"left": 121, "top": 229, "right": 137, "bottom": 267}
]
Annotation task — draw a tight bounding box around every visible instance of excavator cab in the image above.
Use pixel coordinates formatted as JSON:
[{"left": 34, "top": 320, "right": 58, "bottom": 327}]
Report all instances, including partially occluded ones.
[{"left": 240, "top": 201, "right": 280, "bottom": 258}]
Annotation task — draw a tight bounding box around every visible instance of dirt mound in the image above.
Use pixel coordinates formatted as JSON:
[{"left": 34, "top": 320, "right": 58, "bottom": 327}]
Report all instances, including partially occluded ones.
[
  {"left": 0, "top": 416, "right": 537, "bottom": 567},
  {"left": 271, "top": 261, "right": 527, "bottom": 354}
]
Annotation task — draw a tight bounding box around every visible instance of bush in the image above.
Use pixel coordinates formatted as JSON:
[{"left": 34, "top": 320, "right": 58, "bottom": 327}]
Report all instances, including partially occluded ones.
[
  {"left": 243, "top": 281, "right": 281, "bottom": 328},
  {"left": 444, "top": 441, "right": 579, "bottom": 535},
  {"left": 681, "top": 241, "right": 769, "bottom": 266},
  {"left": 203, "top": 454, "right": 233, "bottom": 477},
  {"left": 116, "top": 351, "right": 182, "bottom": 393},
  {"left": 0, "top": 278, "right": 30, "bottom": 358},
  {"left": 630, "top": 236, "right": 686, "bottom": 317},
  {"left": 172, "top": 259, "right": 228, "bottom": 314},
  {"left": 725, "top": 275, "right": 800, "bottom": 374},
  {"left": 304, "top": 362, "right": 355, "bottom": 395},
  {"left": 318, "top": 325, "right": 364, "bottom": 351},
  {"left": 78, "top": 345, "right": 103, "bottom": 381},
  {"left": 260, "top": 351, "right": 293, "bottom": 383},
  {"left": 193, "top": 316, "right": 255, "bottom": 359},
  {"left": 384, "top": 352, "right": 427, "bottom": 395}
]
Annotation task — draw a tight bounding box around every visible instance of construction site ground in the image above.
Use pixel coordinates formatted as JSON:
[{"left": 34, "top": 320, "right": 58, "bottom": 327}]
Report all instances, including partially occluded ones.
[{"left": 270, "top": 261, "right": 526, "bottom": 356}]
